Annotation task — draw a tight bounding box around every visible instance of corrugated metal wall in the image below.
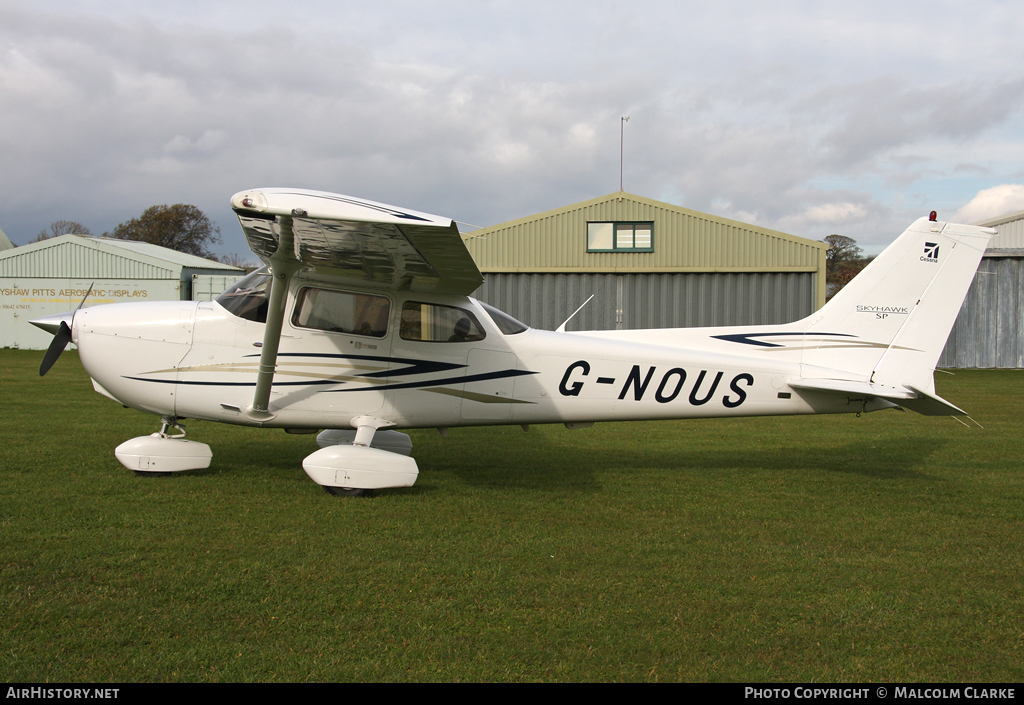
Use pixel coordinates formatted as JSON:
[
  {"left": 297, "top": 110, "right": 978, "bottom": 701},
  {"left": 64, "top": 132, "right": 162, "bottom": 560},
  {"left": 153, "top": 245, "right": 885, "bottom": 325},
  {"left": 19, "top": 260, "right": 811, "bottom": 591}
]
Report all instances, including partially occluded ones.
[
  {"left": 0, "top": 239, "right": 177, "bottom": 279},
  {"left": 987, "top": 222, "right": 1024, "bottom": 249},
  {"left": 939, "top": 256, "right": 1023, "bottom": 368},
  {"left": 465, "top": 193, "right": 824, "bottom": 273},
  {"left": 192, "top": 273, "right": 245, "bottom": 301},
  {"left": 474, "top": 271, "right": 817, "bottom": 332},
  {"left": 977, "top": 212, "right": 1024, "bottom": 250}
]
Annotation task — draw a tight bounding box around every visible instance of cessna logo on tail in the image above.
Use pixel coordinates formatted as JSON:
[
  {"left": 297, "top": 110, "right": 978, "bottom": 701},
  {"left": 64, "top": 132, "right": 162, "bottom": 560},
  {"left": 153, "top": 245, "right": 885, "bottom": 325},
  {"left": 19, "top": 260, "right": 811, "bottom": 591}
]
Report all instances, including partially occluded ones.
[{"left": 921, "top": 242, "right": 940, "bottom": 263}]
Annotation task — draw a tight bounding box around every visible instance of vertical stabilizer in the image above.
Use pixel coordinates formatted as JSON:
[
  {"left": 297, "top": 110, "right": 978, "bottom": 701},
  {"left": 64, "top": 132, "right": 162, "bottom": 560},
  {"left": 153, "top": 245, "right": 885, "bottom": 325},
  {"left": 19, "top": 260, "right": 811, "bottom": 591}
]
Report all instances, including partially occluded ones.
[{"left": 798, "top": 218, "right": 993, "bottom": 392}]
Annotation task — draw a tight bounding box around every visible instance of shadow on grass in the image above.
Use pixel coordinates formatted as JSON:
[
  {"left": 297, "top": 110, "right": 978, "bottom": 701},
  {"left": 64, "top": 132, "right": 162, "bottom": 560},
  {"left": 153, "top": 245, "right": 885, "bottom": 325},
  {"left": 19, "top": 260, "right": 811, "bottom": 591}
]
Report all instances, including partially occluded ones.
[
  {"left": 26, "top": 410, "right": 951, "bottom": 500},
  {"left": 414, "top": 429, "right": 949, "bottom": 493},
  {"left": 9, "top": 349, "right": 948, "bottom": 498}
]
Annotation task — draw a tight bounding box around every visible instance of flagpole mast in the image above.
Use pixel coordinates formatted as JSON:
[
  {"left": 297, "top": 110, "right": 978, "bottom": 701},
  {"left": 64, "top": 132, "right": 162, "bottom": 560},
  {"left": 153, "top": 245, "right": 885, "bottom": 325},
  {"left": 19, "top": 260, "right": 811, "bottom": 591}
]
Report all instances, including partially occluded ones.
[{"left": 620, "top": 116, "right": 630, "bottom": 191}]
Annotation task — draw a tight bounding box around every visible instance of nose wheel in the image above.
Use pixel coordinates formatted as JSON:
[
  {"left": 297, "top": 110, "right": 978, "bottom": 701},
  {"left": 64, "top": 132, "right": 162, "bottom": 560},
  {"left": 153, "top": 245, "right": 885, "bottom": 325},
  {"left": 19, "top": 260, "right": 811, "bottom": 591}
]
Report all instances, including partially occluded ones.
[{"left": 115, "top": 416, "right": 213, "bottom": 476}]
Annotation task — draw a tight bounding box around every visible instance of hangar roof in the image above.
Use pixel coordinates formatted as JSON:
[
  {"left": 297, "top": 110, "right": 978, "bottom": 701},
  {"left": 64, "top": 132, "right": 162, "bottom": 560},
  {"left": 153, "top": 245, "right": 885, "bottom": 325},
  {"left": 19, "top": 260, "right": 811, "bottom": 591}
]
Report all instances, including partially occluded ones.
[
  {"left": 0, "top": 227, "right": 13, "bottom": 252},
  {"left": 975, "top": 209, "right": 1024, "bottom": 253},
  {"left": 462, "top": 192, "right": 826, "bottom": 274},
  {"left": 0, "top": 234, "right": 240, "bottom": 279}
]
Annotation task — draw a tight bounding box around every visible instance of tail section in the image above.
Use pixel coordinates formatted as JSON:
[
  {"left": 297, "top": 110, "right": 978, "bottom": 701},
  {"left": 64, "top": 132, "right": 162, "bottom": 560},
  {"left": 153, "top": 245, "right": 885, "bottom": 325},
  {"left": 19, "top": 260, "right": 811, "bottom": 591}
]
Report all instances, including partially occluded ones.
[
  {"left": 796, "top": 217, "right": 993, "bottom": 393},
  {"left": 576, "top": 215, "right": 993, "bottom": 413}
]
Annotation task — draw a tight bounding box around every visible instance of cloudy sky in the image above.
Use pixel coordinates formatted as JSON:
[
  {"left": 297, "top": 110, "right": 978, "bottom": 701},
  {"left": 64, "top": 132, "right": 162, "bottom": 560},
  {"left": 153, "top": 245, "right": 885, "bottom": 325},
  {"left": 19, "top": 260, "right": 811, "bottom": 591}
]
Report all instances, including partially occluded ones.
[{"left": 3, "top": 0, "right": 1024, "bottom": 257}]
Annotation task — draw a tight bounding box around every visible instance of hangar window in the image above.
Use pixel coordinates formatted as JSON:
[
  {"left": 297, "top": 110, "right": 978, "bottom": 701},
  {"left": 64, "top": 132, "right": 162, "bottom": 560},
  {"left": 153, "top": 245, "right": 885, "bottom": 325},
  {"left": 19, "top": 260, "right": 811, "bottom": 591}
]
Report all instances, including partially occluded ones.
[{"left": 586, "top": 222, "right": 653, "bottom": 252}]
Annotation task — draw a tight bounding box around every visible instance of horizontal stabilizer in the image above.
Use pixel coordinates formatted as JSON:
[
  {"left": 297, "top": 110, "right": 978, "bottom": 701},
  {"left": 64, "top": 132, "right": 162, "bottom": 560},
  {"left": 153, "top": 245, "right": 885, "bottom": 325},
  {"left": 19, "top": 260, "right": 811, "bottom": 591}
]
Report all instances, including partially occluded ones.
[
  {"left": 790, "top": 378, "right": 966, "bottom": 416},
  {"left": 902, "top": 385, "right": 968, "bottom": 416}
]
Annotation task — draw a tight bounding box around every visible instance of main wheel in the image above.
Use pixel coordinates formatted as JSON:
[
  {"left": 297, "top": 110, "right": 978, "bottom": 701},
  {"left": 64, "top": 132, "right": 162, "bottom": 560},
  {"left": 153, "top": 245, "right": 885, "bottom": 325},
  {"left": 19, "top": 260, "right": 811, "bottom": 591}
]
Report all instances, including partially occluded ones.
[{"left": 323, "top": 486, "right": 375, "bottom": 497}]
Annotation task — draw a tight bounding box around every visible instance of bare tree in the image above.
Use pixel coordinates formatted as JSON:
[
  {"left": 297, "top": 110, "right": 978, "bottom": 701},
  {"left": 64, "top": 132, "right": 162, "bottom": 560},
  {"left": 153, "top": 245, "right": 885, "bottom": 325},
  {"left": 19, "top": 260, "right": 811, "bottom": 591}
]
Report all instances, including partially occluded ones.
[
  {"left": 106, "top": 204, "right": 221, "bottom": 259},
  {"left": 219, "top": 252, "right": 261, "bottom": 272},
  {"left": 31, "top": 220, "right": 93, "bottom": 242}
]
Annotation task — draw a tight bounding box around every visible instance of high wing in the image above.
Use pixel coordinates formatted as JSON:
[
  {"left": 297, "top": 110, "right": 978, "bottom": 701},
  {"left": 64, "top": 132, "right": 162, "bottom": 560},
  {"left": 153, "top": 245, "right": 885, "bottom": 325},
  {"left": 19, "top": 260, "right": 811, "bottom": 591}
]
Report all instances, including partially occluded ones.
[
  {"left": 231, "top": 188, "right": 482, "bottom": 296},
  {"left": 230, "top": 188, "right": 483, "bottom": 420}
]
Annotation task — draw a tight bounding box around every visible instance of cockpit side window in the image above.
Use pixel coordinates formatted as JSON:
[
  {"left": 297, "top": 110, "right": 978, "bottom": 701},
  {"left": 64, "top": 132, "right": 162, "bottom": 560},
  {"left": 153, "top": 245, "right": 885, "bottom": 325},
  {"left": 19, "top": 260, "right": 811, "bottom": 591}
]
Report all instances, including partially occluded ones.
[
  {"left": 216, "top": 268, "right": 272, "bottom": 323},
  {"left": 400, "top": 301, "right": 485, "bottom": 343},
  {"left": 292, "top": 288, "right": 390, "bottom": 338}
]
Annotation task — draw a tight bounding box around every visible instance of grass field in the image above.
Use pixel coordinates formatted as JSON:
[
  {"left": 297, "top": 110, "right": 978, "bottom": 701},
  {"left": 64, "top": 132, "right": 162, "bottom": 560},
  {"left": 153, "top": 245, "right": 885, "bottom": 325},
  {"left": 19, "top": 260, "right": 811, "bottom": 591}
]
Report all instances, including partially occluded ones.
[{"left": 1, "top": 349, "right": 1022, "bottom": 682}]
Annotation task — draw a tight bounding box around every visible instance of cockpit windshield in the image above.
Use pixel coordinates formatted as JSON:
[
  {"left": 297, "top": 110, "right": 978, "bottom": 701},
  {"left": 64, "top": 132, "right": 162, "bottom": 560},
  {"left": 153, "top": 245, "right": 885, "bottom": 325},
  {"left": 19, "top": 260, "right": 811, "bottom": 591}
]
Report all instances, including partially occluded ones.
[
  {"left": 478, "top": 301, "right": 529, "bottom": 335},
  {"left": 216, "top": 267, "right": 272, "bottom": 323}
]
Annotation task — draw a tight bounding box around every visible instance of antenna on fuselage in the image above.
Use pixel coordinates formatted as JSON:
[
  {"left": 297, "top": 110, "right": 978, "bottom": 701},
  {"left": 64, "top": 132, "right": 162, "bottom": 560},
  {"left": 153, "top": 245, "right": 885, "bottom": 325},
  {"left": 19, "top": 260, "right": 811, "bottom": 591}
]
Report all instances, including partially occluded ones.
[{"left": 556, "top": 294, "right": 595, "bottom": 333}]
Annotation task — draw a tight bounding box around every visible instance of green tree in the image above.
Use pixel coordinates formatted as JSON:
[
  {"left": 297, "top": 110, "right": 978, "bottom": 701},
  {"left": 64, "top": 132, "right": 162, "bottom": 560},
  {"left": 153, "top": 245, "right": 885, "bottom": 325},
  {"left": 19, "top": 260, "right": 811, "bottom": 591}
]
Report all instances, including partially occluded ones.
[
  {"left": 106, "top": 204, "right": 221, "bottom": 259},
  {"left": 823, "top": 234, "right": 862, "bottom": 273},
  {"left": 822, "top": 234, "right": 870, "bottom": 299},
  {"left": 31, "top": 220, "right": 92, "bottom": 242}
]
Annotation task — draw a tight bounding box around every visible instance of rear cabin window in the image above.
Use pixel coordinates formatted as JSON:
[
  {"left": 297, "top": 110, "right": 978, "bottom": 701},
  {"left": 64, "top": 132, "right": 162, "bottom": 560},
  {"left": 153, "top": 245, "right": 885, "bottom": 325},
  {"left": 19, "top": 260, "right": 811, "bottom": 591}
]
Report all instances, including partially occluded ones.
[
  {"left": 400, "top": 302, "right": 485, "bottom": 343},
  {"left": 292, "top": 288, "right": 390, "bottom": 338}
]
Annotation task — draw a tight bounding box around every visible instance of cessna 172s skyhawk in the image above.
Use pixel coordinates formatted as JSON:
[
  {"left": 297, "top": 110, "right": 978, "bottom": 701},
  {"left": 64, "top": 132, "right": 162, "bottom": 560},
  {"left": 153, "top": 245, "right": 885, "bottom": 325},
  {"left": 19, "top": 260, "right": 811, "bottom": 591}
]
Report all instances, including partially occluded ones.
[{"left": 32, "top": 188, "right": 994, "bottom": 495}]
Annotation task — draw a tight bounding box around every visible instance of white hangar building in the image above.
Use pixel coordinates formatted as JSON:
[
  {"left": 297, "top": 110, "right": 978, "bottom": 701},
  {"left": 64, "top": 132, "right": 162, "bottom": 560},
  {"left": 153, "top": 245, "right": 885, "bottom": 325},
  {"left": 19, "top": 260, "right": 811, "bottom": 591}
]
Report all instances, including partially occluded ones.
[
  {"left": 0, "top": 235, "right": 241, "bottom": 350},
  {"left": 938, "top": 209, "right": 1024, "bottom": 369}
]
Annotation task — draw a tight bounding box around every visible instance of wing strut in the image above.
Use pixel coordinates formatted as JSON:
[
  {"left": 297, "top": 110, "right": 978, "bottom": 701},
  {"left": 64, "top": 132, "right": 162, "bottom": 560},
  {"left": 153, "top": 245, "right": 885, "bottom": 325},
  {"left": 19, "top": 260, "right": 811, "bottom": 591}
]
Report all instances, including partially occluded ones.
[{"left": 246, "top": 216, "right": 301, "bottom": 422}]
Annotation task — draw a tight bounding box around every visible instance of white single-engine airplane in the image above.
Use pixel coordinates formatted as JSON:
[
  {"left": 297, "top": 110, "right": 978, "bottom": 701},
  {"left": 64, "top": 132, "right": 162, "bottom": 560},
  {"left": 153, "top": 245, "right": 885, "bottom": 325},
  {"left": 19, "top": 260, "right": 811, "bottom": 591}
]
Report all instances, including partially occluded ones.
[{"left": 32, "top": 189, "right": 994, "bottom": 495}]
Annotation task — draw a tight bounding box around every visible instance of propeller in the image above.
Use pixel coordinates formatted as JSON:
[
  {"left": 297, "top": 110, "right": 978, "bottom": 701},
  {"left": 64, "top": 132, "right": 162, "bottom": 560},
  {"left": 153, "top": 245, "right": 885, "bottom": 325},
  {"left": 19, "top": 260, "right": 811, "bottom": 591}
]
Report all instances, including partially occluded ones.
[
  {"left": 39, "top": 320, "right": 73, "bottom": 376},
  {"left": 31, "top": 284, "right": 92, "bottom": 376}
]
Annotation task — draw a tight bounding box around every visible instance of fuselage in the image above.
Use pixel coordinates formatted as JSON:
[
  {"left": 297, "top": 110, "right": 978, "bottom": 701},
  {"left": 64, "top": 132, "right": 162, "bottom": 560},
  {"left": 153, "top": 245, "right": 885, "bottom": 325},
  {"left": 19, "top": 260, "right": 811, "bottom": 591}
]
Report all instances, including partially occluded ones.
[{"left": 70, "top": 271, "right": 888, "bottom": 431}]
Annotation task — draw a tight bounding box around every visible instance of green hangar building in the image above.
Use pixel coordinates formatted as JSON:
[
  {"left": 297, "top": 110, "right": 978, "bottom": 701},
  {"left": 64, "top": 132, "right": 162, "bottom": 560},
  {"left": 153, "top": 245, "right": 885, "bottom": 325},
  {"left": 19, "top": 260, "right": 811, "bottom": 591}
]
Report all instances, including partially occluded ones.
[{"left": 462, "top": 192, "right": 828, "bottom": 332}]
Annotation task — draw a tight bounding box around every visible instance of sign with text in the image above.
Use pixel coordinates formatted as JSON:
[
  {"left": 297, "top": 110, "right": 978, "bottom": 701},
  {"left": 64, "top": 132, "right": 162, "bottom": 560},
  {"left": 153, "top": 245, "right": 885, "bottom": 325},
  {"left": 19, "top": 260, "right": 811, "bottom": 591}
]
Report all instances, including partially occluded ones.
[{"left": 0, "top": 278, "right": 181, "bottom": 350}]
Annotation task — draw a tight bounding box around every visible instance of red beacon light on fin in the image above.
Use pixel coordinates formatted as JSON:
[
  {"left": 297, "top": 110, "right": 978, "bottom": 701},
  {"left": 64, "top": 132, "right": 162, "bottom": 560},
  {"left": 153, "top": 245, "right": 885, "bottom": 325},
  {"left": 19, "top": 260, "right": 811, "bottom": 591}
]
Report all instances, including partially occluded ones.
[{"left": 929, "top": 210, "right": 938, "bottom": 222}]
